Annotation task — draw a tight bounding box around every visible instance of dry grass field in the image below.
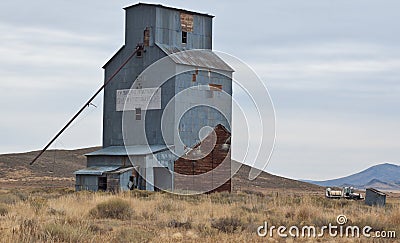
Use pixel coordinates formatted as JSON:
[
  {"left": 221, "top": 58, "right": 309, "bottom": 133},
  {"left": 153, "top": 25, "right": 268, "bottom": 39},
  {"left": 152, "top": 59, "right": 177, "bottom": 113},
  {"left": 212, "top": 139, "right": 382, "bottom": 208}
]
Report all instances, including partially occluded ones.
[
  {"left": 0, "top": 149, "right": 399, "bottom": 242},
  {"left": 0, "top": 188, "right": 399, "bottom": 243}
]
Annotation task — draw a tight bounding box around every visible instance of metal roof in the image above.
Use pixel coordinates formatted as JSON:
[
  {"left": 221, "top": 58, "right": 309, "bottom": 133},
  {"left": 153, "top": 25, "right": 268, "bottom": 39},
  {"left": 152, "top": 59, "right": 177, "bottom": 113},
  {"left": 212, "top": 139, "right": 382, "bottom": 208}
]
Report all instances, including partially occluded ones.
[
  {"left": 124, "top": 3, "right": 214, "bottom": 18},
  {"left": 156, "top": 43, "right": 234, "bottom": 72},
  {"left": 109, "top": 167, "right": 135, "bottom": 174},
  {"left": 74, "top": 166, "right": 120, "bottom": 175},
  {"left": 85, "top": 145, "right": 170, "bottom": 156},
  {"left": 366, "top": 188, "right": 387, "bottom": 196}
]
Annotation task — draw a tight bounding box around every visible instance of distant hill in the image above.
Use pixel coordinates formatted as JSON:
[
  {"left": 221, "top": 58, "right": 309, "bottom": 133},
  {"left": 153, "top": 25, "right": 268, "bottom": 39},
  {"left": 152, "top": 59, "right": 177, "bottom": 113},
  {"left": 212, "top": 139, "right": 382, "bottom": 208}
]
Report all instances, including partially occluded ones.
[
  {"left": 305, "top": 163, "right": 400, "bottom": 192},
  {"left": 0, "top": 147, "right": 321, "bottom": 192}
]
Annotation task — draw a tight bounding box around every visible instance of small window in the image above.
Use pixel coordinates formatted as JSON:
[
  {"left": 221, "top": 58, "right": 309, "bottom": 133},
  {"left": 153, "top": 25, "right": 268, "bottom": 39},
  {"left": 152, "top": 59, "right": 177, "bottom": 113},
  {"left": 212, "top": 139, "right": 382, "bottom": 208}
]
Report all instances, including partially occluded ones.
[
  {"left": 192, "top": 73, "right": 197, "bottom": 82},
  {"left": 182, "top": 31, "right": 187, "bottom": 44},
  {"left": 136, "top": 50, "right": 143, "bottom": 57},
  {"left": 135, "top": 108, "right": 142, "bottom": 120}
]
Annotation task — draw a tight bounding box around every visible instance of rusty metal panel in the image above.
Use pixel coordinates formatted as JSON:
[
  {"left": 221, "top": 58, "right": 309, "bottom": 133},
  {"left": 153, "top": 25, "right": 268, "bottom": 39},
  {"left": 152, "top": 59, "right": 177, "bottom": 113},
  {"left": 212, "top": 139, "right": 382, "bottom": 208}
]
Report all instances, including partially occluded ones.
[
  {"left": 174, "top": 124, "right": 232, "bottom": 193},
  {"left": 209, "top": 84, "right": 222, "bottom": 91},
  {"left": 181, "top": 13, "right": 194, "bottom": 32}
]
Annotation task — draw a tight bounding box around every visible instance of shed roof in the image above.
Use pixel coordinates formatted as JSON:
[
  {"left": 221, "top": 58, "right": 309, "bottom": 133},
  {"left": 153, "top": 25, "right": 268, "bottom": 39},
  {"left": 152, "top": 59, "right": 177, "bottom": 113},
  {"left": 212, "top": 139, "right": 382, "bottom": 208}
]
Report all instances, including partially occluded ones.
[
  {"left": 366, "top": 188, "right": 387, "bottom": 196},
  {"left": 109, "top": 167, "right": 135, "bottom": 174},
  {"left": 74, "top": 166, "right": 120, "bottom": 175},
  {"left": 85, "top": 145, "right": 170, "bottom": 157},
  {"left": 124, "top": 3, "right": 214, "bottom": 18},
  {"left": 156, "top": 43, "right": 234, "bottom": 72}
]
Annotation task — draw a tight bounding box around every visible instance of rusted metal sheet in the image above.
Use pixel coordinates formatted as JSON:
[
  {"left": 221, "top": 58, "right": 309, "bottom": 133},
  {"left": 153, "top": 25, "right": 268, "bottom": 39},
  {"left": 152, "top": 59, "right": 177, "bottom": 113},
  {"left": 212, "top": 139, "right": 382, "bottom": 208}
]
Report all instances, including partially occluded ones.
[
  {"left": 209, "top": 84, "right": 223, "bottom": 91},
  {"left": 180, "top": 13, "right": 194, "bottom": 32},
  {"left": 174, "top": 124, "right": 232, "bottom": 193}
]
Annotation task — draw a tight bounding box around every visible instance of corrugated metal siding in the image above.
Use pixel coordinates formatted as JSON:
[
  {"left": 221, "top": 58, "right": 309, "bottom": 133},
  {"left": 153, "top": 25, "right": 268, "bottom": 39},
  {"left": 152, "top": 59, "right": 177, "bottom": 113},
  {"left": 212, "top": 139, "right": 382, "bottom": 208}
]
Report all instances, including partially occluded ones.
[
  {"left": 75, "top": 175, "right": 99, "bottom": 191},
  {"left": 174, "top": 70, "right": 232, "bottom": 156},
  {"left": 102, "top": 4, "right": 225, "bottom": 148}
]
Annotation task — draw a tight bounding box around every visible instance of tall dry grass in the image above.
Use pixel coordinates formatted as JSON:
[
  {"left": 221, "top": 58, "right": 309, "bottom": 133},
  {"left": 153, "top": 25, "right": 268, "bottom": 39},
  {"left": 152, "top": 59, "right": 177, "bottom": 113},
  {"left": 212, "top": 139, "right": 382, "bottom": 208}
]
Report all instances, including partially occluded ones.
[{"left": 0, "top": 188, "right": 398, "bottom": 242}]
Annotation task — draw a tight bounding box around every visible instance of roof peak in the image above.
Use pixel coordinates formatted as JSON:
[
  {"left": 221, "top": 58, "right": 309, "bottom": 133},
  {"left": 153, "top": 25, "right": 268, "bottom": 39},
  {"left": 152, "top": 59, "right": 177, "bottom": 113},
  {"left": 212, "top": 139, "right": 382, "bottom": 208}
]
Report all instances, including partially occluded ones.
[{"left": 123, "top": 2, "right": 214, "bottom": 18}]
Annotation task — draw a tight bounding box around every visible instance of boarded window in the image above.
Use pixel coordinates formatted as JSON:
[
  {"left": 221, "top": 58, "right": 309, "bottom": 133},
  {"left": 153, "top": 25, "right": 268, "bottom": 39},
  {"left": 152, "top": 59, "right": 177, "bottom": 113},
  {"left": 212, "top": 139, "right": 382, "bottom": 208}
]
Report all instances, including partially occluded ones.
[
  {"left": 180, "top": 13, "right": 194, "bottom": 32},
  {"left": 209, "top": 84, "right": 223, "bottom": 91},
  {"left": 143, "top": 27, "right": 150, "bottom": 46},
  {"left": 135, "top": 108, "right": 142, "bottom": 120}
]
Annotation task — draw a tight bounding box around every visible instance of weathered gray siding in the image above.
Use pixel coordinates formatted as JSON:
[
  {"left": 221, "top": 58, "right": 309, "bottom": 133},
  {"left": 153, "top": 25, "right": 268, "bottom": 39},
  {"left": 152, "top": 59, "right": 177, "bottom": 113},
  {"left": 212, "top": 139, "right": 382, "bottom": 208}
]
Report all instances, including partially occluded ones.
[
  {"left": 87, "top": 156, "right": 129, "bottom": 167},
  {"left": 102, "top": 4, "right": 215, "bottom": 148},
  {"left": 365, "top": 188, "right": 386, "bottom": 207},
  {"left": 75, "top": 175, "right": 98, "bottom": 191}
]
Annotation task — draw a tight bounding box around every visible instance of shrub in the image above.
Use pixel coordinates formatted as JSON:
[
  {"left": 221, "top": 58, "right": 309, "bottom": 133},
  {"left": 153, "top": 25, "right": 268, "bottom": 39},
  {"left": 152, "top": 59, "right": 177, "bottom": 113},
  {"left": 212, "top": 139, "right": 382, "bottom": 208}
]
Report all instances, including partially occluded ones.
[
  {"left": 141, "top": 210, "right": 157, "bottom": 220},
  {"left": 295, "top": 205, "right": 316, "bottom": 223},
  {"left": 211, "top": 216, "right": 243, "bottom": 233},
  {"left": 47, "top": 207, "right": 66, "bottom": 216},
  {"left": 29, "top": 197, "right": 48, "bottom": 213},
  {"left": 114, "top": 228, "right": 154, "bottom": 243},
  {"left": 17, "top": 219, "right": 40, "bottom": 241},
  {"left": 155, "top": 200, "right": 182, "bottom": 213},
  {"left": 197, "top": 223, "right": 217, "bottom": 237},
  {"left": 0, "top": 193, "right": 20, "bottom": 204},
  {"left": 0, "top": 203, "right": 8, "bottom": 216},
  {"left": 167, "top": 219, "right": 192, "bottom": 229},
  {"left": 130, "top": 189, "right": 154, "bottom": 198},
  {"left": 43, "top": 223, "right": 91, "bottom": 243},
  {"left": 89, "top": 198, "right": 132, "bottom": 220}
]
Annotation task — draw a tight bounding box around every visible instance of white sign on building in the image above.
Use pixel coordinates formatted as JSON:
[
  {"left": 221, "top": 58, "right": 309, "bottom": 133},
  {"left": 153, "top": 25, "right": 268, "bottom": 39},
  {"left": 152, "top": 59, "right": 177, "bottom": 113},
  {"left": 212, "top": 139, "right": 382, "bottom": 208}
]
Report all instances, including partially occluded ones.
[{"left": 116, "top": 88, "right": 161, "bottom": 111}]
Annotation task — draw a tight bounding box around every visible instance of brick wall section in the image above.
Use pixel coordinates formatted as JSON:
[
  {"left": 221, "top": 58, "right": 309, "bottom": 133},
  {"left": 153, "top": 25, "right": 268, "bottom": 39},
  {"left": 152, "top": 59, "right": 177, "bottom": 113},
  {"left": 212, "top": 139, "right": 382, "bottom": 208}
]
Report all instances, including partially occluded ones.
[{"left": 174, "top": 124, "right": 231, "bottom": 193}]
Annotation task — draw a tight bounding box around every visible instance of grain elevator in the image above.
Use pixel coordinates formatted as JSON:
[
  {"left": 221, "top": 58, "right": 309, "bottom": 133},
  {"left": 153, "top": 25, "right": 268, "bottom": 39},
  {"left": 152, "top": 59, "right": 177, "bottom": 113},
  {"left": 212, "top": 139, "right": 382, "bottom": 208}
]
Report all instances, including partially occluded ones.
[{"left": 74, "top": 3, "right": 233, "bottom": 193}]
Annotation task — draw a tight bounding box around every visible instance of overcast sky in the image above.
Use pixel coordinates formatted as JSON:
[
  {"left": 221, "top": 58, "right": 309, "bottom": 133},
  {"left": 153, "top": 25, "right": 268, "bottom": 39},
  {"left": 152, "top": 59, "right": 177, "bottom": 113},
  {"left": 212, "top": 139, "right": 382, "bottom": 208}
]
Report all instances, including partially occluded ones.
[{"left": 1, "top": 1, "right": 399, "bottom": 180}]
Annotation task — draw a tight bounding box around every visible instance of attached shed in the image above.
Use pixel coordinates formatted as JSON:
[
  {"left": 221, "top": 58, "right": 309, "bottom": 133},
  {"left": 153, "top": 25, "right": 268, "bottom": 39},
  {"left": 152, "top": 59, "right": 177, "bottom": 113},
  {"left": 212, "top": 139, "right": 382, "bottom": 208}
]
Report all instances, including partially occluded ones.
[
  {"left": 75, "top": 145, "right": 176, "bottom": 192},
  {"left": 365, "top": 188, "right": 386, "bottom": 207},
  {"left": 74, "top": 166, "right": 130, "bottom": 192}
]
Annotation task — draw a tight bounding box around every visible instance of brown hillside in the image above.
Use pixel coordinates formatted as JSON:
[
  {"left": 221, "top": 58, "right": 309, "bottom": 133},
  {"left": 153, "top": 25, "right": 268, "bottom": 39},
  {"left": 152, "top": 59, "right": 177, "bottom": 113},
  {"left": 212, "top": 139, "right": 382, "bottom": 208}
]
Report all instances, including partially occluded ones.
[
  {"left": 0, "top": 147, "right": 322, "bottom": 193},
  {"left": 231, "top": 161, "right": 323, "bottom": 194},
  {"left": 0, "top": 147, "right": 98, "bottom": 188}
]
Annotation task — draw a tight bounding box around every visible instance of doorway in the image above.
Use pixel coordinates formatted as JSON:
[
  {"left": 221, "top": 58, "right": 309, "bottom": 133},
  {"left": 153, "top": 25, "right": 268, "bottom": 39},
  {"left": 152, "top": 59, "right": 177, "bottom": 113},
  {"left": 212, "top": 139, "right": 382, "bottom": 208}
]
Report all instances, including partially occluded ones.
[{"left": 98, "top": 177, "right": 107, "bottom": 191}]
